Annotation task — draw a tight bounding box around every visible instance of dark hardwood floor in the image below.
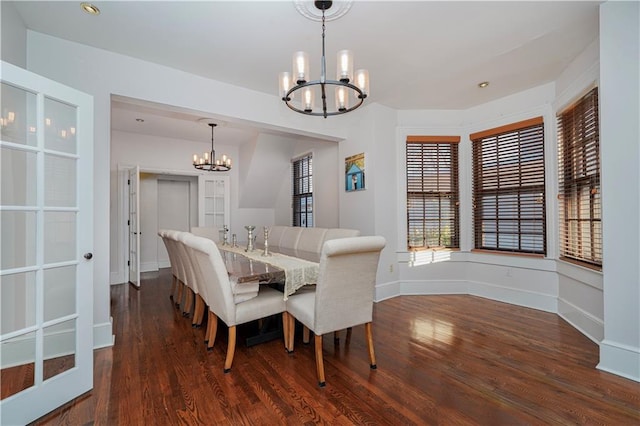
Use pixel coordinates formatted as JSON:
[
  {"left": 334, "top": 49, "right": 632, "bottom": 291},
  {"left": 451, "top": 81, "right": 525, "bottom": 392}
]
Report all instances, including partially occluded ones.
[{"left": 33, "top": 268, "right": 639, "bottom": 425}]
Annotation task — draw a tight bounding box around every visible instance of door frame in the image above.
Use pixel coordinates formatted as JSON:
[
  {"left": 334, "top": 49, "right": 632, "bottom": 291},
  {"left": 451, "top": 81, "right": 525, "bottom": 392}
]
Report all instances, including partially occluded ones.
[{"left": 115, "top": 165, "right": 201, "bottom": 285}]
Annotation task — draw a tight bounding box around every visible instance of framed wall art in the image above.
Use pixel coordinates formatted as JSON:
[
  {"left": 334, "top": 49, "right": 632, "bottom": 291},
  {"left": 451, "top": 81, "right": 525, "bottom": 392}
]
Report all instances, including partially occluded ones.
[{"left": 345, "top": 152, "right": 365, "bottom": 192}]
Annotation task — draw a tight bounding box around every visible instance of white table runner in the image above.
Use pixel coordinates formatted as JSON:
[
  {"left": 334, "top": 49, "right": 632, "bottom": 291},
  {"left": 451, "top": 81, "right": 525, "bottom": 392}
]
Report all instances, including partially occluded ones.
[{"left": 218, "top": 244, "right": 319, "bottom": 299}]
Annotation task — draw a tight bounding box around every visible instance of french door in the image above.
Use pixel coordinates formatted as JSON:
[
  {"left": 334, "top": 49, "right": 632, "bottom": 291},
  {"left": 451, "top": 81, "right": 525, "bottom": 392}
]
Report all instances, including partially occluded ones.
[
  {"left": 128, "top": 166, "right": 140, "bottom": 287},
  {"left": 0, "top": 61, "right": 94, "bottom": 424}
]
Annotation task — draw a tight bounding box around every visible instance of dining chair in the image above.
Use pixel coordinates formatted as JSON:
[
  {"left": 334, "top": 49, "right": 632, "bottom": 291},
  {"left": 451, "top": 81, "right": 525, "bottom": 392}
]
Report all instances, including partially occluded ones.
[
  {"left": 165, "top": 230, "right": 186, "bottom": 309},
  {"left": 188, "top": 235, "right": 286, "bottom": 372},
  {"left": 177, "top": 231, "right": 205, "bottom": 326},
  {"left": 284, "top": 236, "right": 386, "bottom": 387},
  {"left": 190, "top": 226, "right": 220, "bottom": 242},
  {"left": 158, "top": 229, "right": 178, "bottom": 302}
]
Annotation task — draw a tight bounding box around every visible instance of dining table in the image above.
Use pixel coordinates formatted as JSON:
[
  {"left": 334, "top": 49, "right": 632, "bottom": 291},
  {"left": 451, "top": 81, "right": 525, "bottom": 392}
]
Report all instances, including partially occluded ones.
[{"left": 216, "top": 242, "right": 320, "bottom": 346}]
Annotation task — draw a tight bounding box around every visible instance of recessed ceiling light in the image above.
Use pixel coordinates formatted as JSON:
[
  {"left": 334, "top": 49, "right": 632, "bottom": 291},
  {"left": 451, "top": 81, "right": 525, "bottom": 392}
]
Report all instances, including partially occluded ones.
[
  {"left": 478, "top": 81, "right": 490, "bottom": 88},
  {"left": 80, "top": 3, "right": 100, "bottom": 15}
]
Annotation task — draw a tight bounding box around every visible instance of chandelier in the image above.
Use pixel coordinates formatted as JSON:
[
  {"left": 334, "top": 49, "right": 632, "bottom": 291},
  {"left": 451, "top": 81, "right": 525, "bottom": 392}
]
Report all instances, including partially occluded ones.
[
  {"left": 192, "top": 123, "right": 231, "bottom": 172},
  {"left": 279, "top": 0, "right": 369, "bottom": 118}
]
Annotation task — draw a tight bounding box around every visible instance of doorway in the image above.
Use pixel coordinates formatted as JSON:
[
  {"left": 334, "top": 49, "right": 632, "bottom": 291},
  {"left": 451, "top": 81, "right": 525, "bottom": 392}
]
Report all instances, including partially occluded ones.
[{"left": 119, "top": 168, "right": 198, "bottom": 284}]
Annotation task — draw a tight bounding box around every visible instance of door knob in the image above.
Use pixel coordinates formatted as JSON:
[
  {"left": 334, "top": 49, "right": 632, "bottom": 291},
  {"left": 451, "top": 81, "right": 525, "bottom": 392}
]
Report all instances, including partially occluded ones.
[{"left": 84, "top": 252, "right": 93, "bottom": 260}]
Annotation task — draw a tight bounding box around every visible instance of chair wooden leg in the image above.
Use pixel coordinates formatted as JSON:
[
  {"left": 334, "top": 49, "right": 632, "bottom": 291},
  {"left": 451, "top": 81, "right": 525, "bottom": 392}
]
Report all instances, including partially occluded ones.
[
  {"left": 207, "top": 312, "right": 218, "bottom": 350},
  {"left": 224, "top": 326, "right": 237, "bottom": 373},
  {"left": 192, "top": 295, "right": 204, "bottom": 327},
  {"left": 286, "top": 314, "right": 295, "bottom": 353},
  {"left": 282, "top": 312, "right": 290, "bottom": 351},
  {"left": 364, "top": 322, "right": 376, "bottom": 369},
  {"left": 303, "top": 326, "right": 311, "bottom": 344},
  {"left": 170, "top": 275, "right": 177, "bottom": 300},
  {"left": 314, "top": 334, "right": 326, "bottom": 387},
  {"left": 176, "top": 281, "right": 184, "bottom": 308}
]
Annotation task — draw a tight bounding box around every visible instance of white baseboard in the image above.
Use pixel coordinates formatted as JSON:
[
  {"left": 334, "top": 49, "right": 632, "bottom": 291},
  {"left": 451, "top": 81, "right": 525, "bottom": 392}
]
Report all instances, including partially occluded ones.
[
  {"left": 140, "top": 262, "right": 159, "bottom": 273},
  {"left": 468, "top": 280, "right": 557, "bottom": 313},
  {"left": 376, "top": 278, "right": 556, "bottom": 314},
  {"left": 110, "top": 271, "right": 125, "bottom": 285},
  {"left": 375, "top": 280, "right": 400, "bottom": 302},
  {"left": 558, "top": 297, "right": 604, "bottom": 344},
  {"left": 598, "top": 340, "right": 640, "bottom": 382},
  {"left": 93, "top": 318, "right": 114, "bottom": 349}
]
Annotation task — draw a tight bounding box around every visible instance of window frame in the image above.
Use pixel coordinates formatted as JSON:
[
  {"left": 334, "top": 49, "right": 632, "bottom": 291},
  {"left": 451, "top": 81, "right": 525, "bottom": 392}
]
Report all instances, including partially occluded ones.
[
  {"left": 405, "top": 136, "right": 460, "bottom": 251},
  {"left": 557, "top": 87, "right": 602, "bottom": 270},
  {"left": 471, "top": 117, "right": 547, "bottom": 256},
  {"left": 292, "top": 154, "right": 313, "bottom": 227}
]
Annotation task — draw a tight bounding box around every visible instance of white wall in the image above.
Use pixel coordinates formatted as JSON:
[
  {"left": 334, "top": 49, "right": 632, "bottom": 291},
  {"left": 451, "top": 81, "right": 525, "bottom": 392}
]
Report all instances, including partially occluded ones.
[
  {"left": 598, "top": 0, "right": 640, "bottom": 381},
  {"left": 1, "top": 1, "right": 27, "bottom": 67}
]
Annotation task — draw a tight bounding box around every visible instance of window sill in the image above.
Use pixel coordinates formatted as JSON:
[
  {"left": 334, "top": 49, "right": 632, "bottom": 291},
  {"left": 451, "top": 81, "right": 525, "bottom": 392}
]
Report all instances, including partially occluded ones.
[{"left": 408, "top": 248, "right": 459, "bottom": 266}]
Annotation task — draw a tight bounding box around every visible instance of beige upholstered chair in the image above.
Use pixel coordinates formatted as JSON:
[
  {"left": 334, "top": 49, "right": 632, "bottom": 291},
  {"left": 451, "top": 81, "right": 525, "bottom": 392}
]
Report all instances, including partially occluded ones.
[
  {"left": 177, "top": 231, "right": 206, "bottom": 326},
  {"left": 164, "top": 230, "right": 187, "bottom": 309},
  {"left": 296, "top": 227, "right": 328, "bottom": 257},
  {"left": 265, "top": 225, "right": 287, "bottom": 248},
  {"left": 188, "top": 235, "right": 286, "bottom": 372},
  {"left": 190, "top": 226, "right": 220, "bottom": 242},
  {"left": 284, "top": 236, "right": 386, "bottom": 387},
  {"left": 323, "top": 228, "right": 360, "bottom": 242},
  {"left": 279, "top": 227, "right": 303, "bottom": 254},
  {"left": 158, "top": 229, "right": 179, "bottom": 302}
]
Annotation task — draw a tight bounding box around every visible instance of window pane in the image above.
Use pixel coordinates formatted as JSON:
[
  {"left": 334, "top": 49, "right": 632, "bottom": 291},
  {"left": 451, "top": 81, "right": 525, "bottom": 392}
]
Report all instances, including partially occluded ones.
[
  {"left": 45, "top": 154, "right": 77, "bottom": 207},
  {"left": 1, "top": 147, "right": 37, "bottom": 206},
  {"left": 558, "top": 88, "right": 601, "bottom": 267},
  {"left": 44, "top": 97, "right": 77, "bottom": 154},
  {"left": 472, "top": 119, "right": 546, "bottom": 254},
  {"left": 44, "top": 211, "right": 76, "bottom": 264},
  {"left": 1, "top": 272, "right": 36, "bottom": 334},
  {"left": 406, "top": 140, "right": 459, "bottom": 250},
  {"left": 0, "top": 83, "right": 37, "bottom": 146},
  {"left": 292, "top": 155, "right": 313, "bottom": 228},
  {"left": 1, "top": 211, "right": 37, "bottom": 270}
]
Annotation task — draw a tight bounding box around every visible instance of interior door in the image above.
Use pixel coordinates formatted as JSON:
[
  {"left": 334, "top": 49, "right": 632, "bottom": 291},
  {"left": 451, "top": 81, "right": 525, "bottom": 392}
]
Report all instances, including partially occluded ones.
[
  {"left": 128, "top": 166, "right": 140, "bottom": 287},
  {"left": 198, "top": 174, "right": 229, "bottom": 228},
  {"left": 0, "top": 61, "right": 94, "bottom": 424}
]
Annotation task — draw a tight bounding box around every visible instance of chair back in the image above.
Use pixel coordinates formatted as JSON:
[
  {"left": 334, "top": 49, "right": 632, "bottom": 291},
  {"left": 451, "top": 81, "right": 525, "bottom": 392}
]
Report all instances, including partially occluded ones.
[
  {"left": 182, "top": 233, "right": 209, "bottom": 305},
  {"left": 158, "top": 229, "right": 177, "bottom": 276},
  {"left": 189, "top": 235, "right": 236, "bottom": 324},
  {"left": 191, "top": 226, "right": 219, "bottom": 242},
  {"left": 265, "top": 225, "right": 287, "bottom": 247},
  {"left": 177, "top": 231, "right": 199, "bottom": 294},
  {"left": 323, "top": 228, "right": 361, "bottom": 242},
  {"left": 296, "top": 227, "right": 328, "bottom": 256},
  {"left": 165, "top": 230, "right": 187, "bottom": 283},
  {"left": 313, "top": 236, "right": 386, "bottom": 335}
]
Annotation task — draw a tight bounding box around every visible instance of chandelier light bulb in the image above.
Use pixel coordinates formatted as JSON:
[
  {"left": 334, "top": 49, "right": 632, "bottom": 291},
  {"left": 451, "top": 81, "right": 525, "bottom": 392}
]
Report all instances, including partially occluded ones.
[
  {"left": 335, "top": 86, "right": 348, "bottom": 111},
  {"left": 279, "top": 72, "right": 293, "bottom": 99},
  {"left": 355, "top": 69, "right": 369, "bottom": 96},
  {"left": 293, "top": 51, "right": 309, "bottom": 83},
  {"left": 336, "top": 50, "right": 353, "bottom": 82}
]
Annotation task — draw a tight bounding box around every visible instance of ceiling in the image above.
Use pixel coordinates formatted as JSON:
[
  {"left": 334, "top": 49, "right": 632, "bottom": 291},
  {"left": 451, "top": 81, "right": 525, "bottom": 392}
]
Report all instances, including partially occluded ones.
[{"left": 11, "top": 0, "right": 602, "bottom": 145}]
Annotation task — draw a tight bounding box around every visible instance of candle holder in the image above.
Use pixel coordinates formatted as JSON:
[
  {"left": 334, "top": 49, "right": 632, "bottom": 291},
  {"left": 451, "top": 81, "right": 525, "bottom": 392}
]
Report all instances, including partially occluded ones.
[
  {"left": 262, "top": 226, "right": 271, "bottom": 257},
  {"left": 244, "top": 225, "right": 256, "bottom": 252},
  {"left": 221, "top": 225, "right": 229, "bottom": 245},
  {"left": 231, "top": 233, "right": 238, "bottom": 248}
]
